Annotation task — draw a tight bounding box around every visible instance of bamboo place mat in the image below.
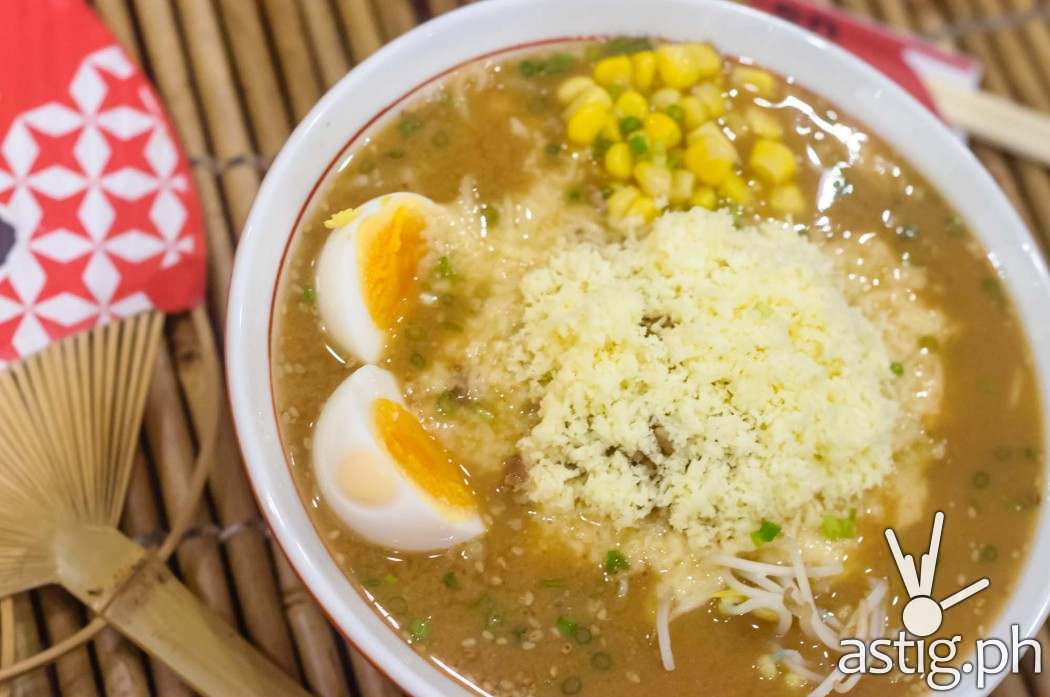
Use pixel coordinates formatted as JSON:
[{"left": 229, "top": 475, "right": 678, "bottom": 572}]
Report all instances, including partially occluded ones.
[{"left": 4, "top": 0, "right": 1049, "bottom": 696}]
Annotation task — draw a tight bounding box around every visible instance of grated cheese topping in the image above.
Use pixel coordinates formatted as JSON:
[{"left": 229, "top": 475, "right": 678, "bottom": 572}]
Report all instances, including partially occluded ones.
[{"left": 507, "top": 208, "right": 900, "bottom": 552}]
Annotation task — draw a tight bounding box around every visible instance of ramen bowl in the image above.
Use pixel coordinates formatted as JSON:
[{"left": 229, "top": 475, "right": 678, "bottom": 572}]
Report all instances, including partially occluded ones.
[{"left": 227, "top": 1, "right": 1050, "bottom": 695}]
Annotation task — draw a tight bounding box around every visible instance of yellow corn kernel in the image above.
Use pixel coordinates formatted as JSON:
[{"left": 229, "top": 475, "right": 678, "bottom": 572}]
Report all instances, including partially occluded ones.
[
  {"left": 604, "top": 142, "right": 634, "bottom": 179},
  {"left": 593, "top": 55, "right": 633, "bottom": 87},
  {"left": 718, "top": 171, "right": 753, "bottom": 205},
  {"left": 557, "top": 76, "right": 596, "bottom": 104},
  {"left": 670, "top": 169, "right": 695, "bottom": 204},
  {"left": 650, "top": 87, "right": 682, "bottom": 111},
  {"left": 601, "top": 112, "right": 623, "bottom": 142},
  {"left": 615, "top": 90, "right": 649, "bottom": 120},
  {"left": 656, "top": 44, "right": 701, "bottom": 89},
  {"left": 634, "top": 161, "right": 672, "bottom": 199},
  {"left": 690, "top": 186, "right": 717, "bottom": 210},
  {"left": 567, "top": 103, "right": 608, "bottom": 145},
  {"left": 731, "top": 66, "right": 777, "bottom": 98},
  {"left": 749, "top": 138, "right": 797, "bottom": 185},
  {"left": 693, "top": 82, "right": 727, "bottom": 118},
  {"left": 563, "top": 85, "right": 612, "bottom": 119},
  {"left": 627, "top": 195, "right": 658, "bottom": 222},
  {"left": 686, "top": 43, "right": 722, "bottom": 79},
  {"left": 684, "top": 122, "right": 739, "bottom": 186},
  {"left": 678, "top": 96, "right": 707, "bottom": 130},
  {"left": 745, "top": 107, "right": 784, "bottom": 139},
  {"left": 769, "top": 183, "right": 806, "bottom": 216},
  {"left": 632, "top": 50, "right": 657, "bottom": 92},
  {"left": 644, "top": 112, "right": 682, "bottom": 149},
  {"left": 607, "top": 185, "right": 641, "bottom": 218}
]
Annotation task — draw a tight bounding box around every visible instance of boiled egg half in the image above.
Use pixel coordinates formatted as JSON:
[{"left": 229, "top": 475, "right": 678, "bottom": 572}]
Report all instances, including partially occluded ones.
[
  {"left": 312, "top": 364, "right": 485, "bottom": 551},
  {"left": 316, "top": 192, "right": 441, "bottom": 364}
]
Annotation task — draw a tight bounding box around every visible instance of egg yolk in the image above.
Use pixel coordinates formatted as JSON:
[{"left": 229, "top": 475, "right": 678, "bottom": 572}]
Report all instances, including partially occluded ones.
[
  {"left": 372, "top": 398, "right": 476, "bottom": 515},
  {"left": 357, "top": 204, "right": 426, "bottom": 330}
]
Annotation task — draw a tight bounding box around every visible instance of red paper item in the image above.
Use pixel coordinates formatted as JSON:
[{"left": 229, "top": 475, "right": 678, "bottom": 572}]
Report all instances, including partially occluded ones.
[
  {"left": 0, "top": 0, "right": 205, "bottom": 365},
  {"left": 749, "top": 0, "right": 981, "bottom": 114}
]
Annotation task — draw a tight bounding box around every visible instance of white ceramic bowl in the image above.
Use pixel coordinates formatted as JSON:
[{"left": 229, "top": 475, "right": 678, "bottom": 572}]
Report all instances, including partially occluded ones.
[{"left": 227, "top": 1, "right": 1050, "bottom": 694}]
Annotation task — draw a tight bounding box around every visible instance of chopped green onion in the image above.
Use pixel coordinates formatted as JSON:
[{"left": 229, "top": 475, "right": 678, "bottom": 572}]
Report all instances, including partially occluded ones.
[
  {"left": 592, "top": 137, "right": 613, "bottom": 158},
  {"left": 567, "top": 188, "right": 582, "bottom": 203},
  {"left": 595, "top": 36, "right": 654, "bottom": 58},
  {"left": 442, "top": 321, "right": 463, "bottom": 333},
  {"left": 979, "top": 544, "right": 998, "bottom": 562},
  {"left": 918, "top": 335, "right": 939, "bottom": 352},
  {"left": 604, "top": 550, "right": 630, "bottom": 574},
  {"left": 628, "top": 133, "right": 648, "bottom": 155},
  {"left": 382, "top": 573, "right": 398, "bottom": 585},
  {"left": 479, "top": 203, "right": 500, "bottom": 228},
  {"left": 545, "top": 142, "right": 562, "bottom": 156},
  {"left": 473, "top": 405, "right": 496, "bottom": 423},
  {"left": 301, "top": 287, "right": 316, "bottom": 303},
  {"left": 435, "top": 390, "right": 459, "bottom": 416},
  {"left": 1024, "top": 446, "right": 1038, "bottom": 460},
  {"left": 890, "top": 361, "right": 904, "bottom": 376},
  {"left": 408, "top": 617, "right": 431, "bottom": 643},
  {"left": 436, "top": 255, "right": 455, "bottom": 279},
  {"left": 995, "top": 446, "right": 1012, "bottom": 461},
  {"left": 441, "top": 571, "right": 458, "bottom": 589},
  {"left": 385, "top": 149, "right": 405, "bottom": 159},
  {"left": 398, "top": 116, "right": 423, "bottom": 137},
  {"left": 750, "top": 519, "right": 781, "bottom": 547},
  {"left": 541, "top": 578, "right": 565, "bottom": 588},
  {"left": 556, "top": 616, "right": 578, "bottom": 638},
  {"left": 972, "top": 471, "right": 990, "bottom": 489},
  {"left": 821, "top": 509, "right": 857, "bottom": 540},
  {"left": 385, "top": 596, "right": 408, "bottom": 615},
  {"left": 981, "top": 277, "right": 1002, "bottom": 297},
  {"left": 619, "top": 116, "right": 643, "bottom": 134},
  {"left": 665, "top": 104, "right": 685, "bottom": 122},
  {"left": 600, "top": 185, "right": 615, "bottom": 199},
  {"left": 519, "top": 53, "right": 575, "bottom": 77},
  {"left": 409, "top": 352, "right": 426, "bottom": 369},
  {"left": 560, "top": 676, "right": 583, "bottom": 695},
  {"left": 430, "top": 130, "right": 450, "bottom": 147},
  {"left": 574, "top": 626, "right": 592, "bottom": 644},
  {"left": 590, "top": 652, "right": 613, "bottom": 671}
]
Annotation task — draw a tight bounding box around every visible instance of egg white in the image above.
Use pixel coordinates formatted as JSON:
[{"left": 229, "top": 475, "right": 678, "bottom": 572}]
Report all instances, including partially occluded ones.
[
  {"left": 315, "top": 192, "right": 438, "bottom": 364},
  {"left": 312, "top": 364, "right": 485, "bottom": 551}
]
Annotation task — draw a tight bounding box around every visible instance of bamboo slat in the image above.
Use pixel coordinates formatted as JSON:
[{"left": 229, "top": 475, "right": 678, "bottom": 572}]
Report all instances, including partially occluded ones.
[
  {"left": 334, "top": 0, "right": 385, "bottom": 61},
  {"left": 143, "top": 347, "right": 235, "bottom": 625},
  {"left": 38, "top": 590, "right": 97, "bottom": 697},
  {"left": 5, "top": 595, "right": 49, "bottom": 697},
  {"left": 120, "top": 455, "right": 194, "bottom": 697},
  {"left": 169, "top": 0, "right": 262, "bottom": 235},
  {"left": 296, "top": 0, "right": 352, "bottom": 88},
  {"left": 429, "top": 0, "right": 461, "bottom": 15},
  {"left": 372, "top": 0, "right": 418, "bottom": 40},
  {"left": 214, "top": 0, "right": 292, "bottom": 160},
  {"left": 260, "top": 0, "right": 326, "bottom": 121}
]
